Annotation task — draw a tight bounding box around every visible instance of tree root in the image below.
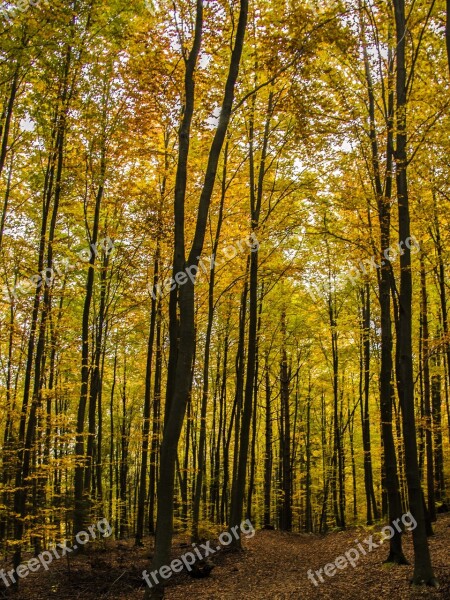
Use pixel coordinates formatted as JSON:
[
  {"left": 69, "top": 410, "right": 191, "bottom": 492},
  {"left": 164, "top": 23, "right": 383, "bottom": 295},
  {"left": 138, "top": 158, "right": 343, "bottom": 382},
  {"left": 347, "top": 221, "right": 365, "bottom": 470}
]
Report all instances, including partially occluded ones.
[
  {"left": 383, "top": 551, "right": 410, "bottom": 565},
  {"left": 410, "top": 576, "right": 440, "bottom": 588}
]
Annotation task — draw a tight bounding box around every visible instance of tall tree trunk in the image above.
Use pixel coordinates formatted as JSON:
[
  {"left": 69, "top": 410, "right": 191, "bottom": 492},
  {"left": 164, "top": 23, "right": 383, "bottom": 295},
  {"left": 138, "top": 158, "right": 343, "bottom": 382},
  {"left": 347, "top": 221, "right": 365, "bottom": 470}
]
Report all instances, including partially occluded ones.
[
  {"left": 119, "top": 364, "right": 130, "bottom": 539},
  {"left": 246, "top": 283, "right": 263, "bottom": 522},
  {"left": 431, "top": 372, "right": 445, "bottom": 501},
  {"left": 327, "top": 283, "right": 345, "bottom": 529},
  {"left": 145, "top": 0, "right": 248, "bottom": 593},
  {"left": 13, "top": 44, "right": 71, "bottom": 571},
  {"left": 95, "top": 253, "right": 110, "bottom": 506},
  {"left": 349, "top": 404, "right": 357, "bottom": 521},
  {"left": 431, "top": 188, "right": 450, "bottom": 454},
  {"left": 192, "top": 142, "right": 227, "bottom": 541},
  {"left": 0, "top": 290, "right": 16, "bottom": 545},
  {"left": 0, "top": 63, "right": 19, "bottom": 183},
  {"left": 263, "top": 356, "right": 273, "bottom": 528},
  {"left": 136, "top": 247, "right": 159, "bottom": 546},
  {"left": 304, "top": 376, "right": 313, "bottom": 532},
  {"left": 210, "top": 321, "right": 228, "bottom": 523},
  {"left": 392, "top": 0, "right": 436, "bottom": 584},
  {"left": 229, "top": 91, "right": 272, "bottom": 543},
  {"left": 74, "top": 149, "right": 105, "bottom": 536},
  {"left": 279, "top": 311, "right": 292, "bottom": 531},
  {"left": 218, "top": 321, "right": 230, "bottom": 525},
  {"left": 420, "top": 254, "right": 436, "bottom": 522},
  {"left": 109, "top": 349, "right": 117, "bottom": 526},
  {"left": 360, "top": 2, "right": 406, "bottom": 561},
  {"left": 360, "top": 284, "right": 379, "bottom": 524},
  {"left": 149, "top": 297, "right": 162, "bottom": 534},
  {"left": 227, "top": 270, "right": 249, "bottom": 524},
  {"left": 84, "top": 152, "right": 107, "bottom": 502}
]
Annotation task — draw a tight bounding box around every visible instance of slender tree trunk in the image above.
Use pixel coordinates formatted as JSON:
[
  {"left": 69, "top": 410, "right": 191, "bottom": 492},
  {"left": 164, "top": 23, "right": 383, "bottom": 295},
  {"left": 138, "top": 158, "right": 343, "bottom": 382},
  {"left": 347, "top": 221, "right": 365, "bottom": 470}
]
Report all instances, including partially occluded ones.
[
  {"left": 163, "top": 0, "right": 204, "bottom": 427},
  {"left": 392, "top": 0, "right": 436, "bottom": 584},
  {"left": 246, "top": 283, "right": 263, "bottom": 522},
  {"left": 13, "top": 46, "right": 71, "bottom": 570},
  {"left": 209, "top": 329, "right": 226, "bottom": 522},
  {"left": 360, "top": 3, "right": 406, "bottom": 560},
  {"left": 279, "top": 312, "right": 292, "bottom": 531},
  {"left": 217, "top": 323, "right": 229, "bottom": 524},
  {"left": 360, "top": 284, "right": 379, "bottom": 524},
  {"left": 229, "top": 91, "right": 272, "bottom": 544},
  {"left": 74, "top": 150, "right": 105, "bottom": 536},
  {"left": 179, "top": 328, "right": 197, "bottom": 528},
  {"left": 0, "top": 63, "right": 19, "bottom": 182},
  {"left": 0, "top": 149, "right": 14, "bottom": 251},
  {"left": 192, "top": 143, "right": 228, "bottom": 541},
  {"left": 95, "top": 255, "right": 110, "bottom": 506},
  {"left": 109, "top": 349, "right": 117, "bottom": 527},
  {"left": 136, "top": 248, "right": 159, "bottom": 545},
  {"left": 84, "top": 152, "right": 107, "bottom": 502},
  {"left": 119, "top": 364, "right": 130, "bottom": 539},
  {"left": 149, "top": 298, "right": 162, "bottom": 534},
  {"left": 349, "top": 405, "right": 357, "bottom": 521},
  {"left": 431, "top": 372, "right": 445, "bottom": 501},
  {"left": 145, "top": 0, "right": 248, "bottom": 593},
  {"left": 431, "top": 188, "right": 450, "bottom": 454},
  {"left": 227, "top": 271, "right": 249, "bottom": 524},
  {"left": 420, "top": 255, "right": 436, "bottom": 522},
  {"left": 328, "top": 286, "right": 345, "bottom": 529},
  {"left": 263, "top": 356, "right": 273, "bottom": 528}
]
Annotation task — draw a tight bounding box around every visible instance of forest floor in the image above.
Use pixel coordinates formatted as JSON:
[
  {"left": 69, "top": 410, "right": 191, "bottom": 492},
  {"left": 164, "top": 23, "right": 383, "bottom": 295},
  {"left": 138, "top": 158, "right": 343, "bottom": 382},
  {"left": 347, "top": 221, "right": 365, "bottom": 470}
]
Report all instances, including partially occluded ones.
[{"left": 3, "top": 513, "right": 449, "bottom": 600}]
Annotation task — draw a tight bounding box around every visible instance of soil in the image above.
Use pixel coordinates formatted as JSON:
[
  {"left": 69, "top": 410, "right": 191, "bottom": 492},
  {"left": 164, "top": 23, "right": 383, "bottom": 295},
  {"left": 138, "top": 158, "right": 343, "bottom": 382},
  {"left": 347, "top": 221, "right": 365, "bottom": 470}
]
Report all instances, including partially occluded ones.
[{"left": 2, "top": 514, "right": 449, "bottom": 599}]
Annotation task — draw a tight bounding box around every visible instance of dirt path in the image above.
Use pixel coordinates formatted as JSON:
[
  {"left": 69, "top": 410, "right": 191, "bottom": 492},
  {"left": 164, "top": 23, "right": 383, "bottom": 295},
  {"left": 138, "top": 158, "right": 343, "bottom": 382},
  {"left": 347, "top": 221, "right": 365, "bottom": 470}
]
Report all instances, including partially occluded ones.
[{"left": 166, "top": 516, "right": 450, "bottom": 600}]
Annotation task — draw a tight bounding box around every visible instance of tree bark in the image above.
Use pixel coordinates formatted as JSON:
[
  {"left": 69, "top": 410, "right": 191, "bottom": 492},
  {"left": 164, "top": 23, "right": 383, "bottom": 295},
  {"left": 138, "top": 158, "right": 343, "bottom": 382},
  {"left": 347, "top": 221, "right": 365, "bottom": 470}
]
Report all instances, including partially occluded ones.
[
  {"left": 263, "top": 356, "right": 273, "bottom": 528},
  {"left": 229, "top": 91, "right": 272, "bottom": 544},
  {"left": 360, "top": 1, "right": 406, "bottom": 561},
  {"left": 145, "top": 0, "right": 248, "bottom": 593},
  {"left": 279, "top": 311, "right": 292, "bottom": 531},
  {"left": 419, "top": 254, "right": 436, "bottom": 522},
  {"left": 192, "top": 142, "right": 227, "bottom": 541},
  {"left": 392, "top": 0, "right": 436, "bottom": 584},
  {"left": 360, "top": 284, "right": 379, "bottom": 524},
  {"left": 136, "top": 247, "right": 159, "bottom": 545}
]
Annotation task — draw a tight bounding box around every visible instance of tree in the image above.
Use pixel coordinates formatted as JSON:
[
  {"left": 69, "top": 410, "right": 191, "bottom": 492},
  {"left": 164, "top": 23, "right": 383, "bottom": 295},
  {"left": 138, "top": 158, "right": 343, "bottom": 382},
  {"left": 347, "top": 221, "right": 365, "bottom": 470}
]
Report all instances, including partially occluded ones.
[
  {"left": 144, "top": 0, "right": 248, "bottom": 595},
  {"left": 392, "top": 0, "right": 437, "bottom": 585}
]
